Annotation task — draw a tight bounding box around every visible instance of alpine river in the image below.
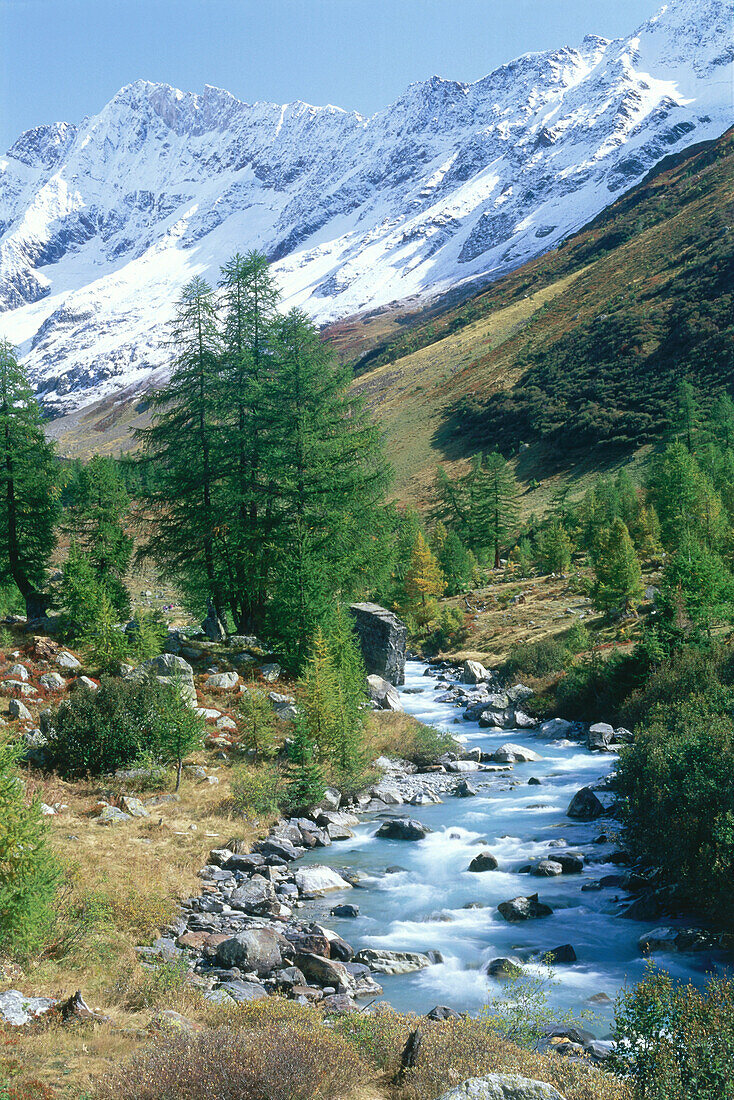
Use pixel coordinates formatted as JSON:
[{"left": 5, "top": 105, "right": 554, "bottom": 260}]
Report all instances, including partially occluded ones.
[{"left": 297, "top": 660, "right": 714, "bottom": 1028}]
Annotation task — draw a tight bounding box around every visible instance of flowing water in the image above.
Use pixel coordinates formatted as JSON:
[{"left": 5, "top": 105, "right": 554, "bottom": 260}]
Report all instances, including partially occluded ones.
[{"left": 298, "top": 660, "right": 714, "bottom": 1028}]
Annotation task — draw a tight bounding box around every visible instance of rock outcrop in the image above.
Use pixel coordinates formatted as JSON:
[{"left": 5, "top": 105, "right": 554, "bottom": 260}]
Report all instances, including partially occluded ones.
[{"left": 349, "top": 603, "right": 407, "bottom": 686}]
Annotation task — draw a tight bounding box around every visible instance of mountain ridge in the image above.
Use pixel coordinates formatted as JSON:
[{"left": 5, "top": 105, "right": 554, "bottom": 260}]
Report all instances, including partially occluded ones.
[{"left": 1, "top": 0, "right": 731, "bottom": 411}]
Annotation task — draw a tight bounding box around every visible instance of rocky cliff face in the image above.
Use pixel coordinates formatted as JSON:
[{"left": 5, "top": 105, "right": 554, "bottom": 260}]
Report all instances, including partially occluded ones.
[{"left": 0, "top": 0, "right": 731, "bottom": 411}]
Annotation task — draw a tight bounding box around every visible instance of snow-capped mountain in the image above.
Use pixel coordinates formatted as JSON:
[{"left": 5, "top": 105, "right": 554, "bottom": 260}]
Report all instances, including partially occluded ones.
[{"left": 0, "top": 0, "right": 731, "bottom": 411}]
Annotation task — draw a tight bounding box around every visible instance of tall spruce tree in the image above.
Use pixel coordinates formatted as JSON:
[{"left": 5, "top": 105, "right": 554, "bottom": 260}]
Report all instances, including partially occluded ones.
[
  {"left": 139, "top": 278, "right": 227, "bottom": 619},
  {"left": 263, "top": 308, "right": 390, "bottom": 666},
  {"left": 0, "top": 341, "right": 58, "bottom": 618},
  {"left": 218, "top": 251, "right": 280, "bottom": 631},
  {"left": 66, "top": 455, "right": 132, "bottom": 617},
  {"left": 326, "top": 606, "right": 368, "bottom": 776}
]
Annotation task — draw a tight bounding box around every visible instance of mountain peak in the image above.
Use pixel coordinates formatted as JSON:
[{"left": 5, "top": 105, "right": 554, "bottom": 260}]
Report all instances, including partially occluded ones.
[{"left": 0, "top": 0, "right": 731, "bottom": 412}]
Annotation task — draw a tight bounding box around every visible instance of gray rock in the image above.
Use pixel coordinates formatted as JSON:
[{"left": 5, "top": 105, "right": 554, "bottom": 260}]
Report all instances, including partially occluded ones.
[
  {"left": 532, "top": 860, "right": 563, "bottom": 877},
  {"left": 260, "top": 663, "right": 281, "bottom": 682},
  {"left": 355, "top": 948, "right": 431, "bottom": 974},
  {"left": 455, "top": 778, "right": 477, "bottom": 797},
  {"left": 56, "top": 650, "right": 81, "bottom": 670},
  {"left": 219, "top": 979, "right": 267, "bottom": 1003},
  {"left": 567, "top": 787, "right": 606, "bottom": 820},
  {"left": 486, "top": 957, "right": 524, "bottom": 979},
  {"left": 295, "top": 952, "right": 351, "bottom": 988},
  {"left": 538, "top": 718, "right": 573, "bottom": 740},
  {"left": 497, "top": 894, "right": 553, "bottom": 922},
  {"left": 294, "top": 866, "right": 353, "bottom": 895},
  {"left": 215, "top": 929, "right": 283, "bottom": 975},
  {"left": 331, "top": 903, "right": 359, "bottom": 918},
  {"left": 96, "top": 805, "right": 132, "bottom": 825},
  {"left": 588, "top": 722, "right": 615, "bottom": 751},
  {"left": 468, "top": 851, "right": 499, "bottom": 872},
  {"left": 426, "top": 1005, "right": 461, "bottom": 1020},
  {"left": 366, "top": 674, "right": 403, "bottom": 712},
  {"left": 349, "top": 602, "right": 407, "bottom": 686},
  {"left": 120, "top": 796, "right": 149, "bottom": 818},
  {"left": 205, "top": 671, "right": 239, "bottom": 690},
  {"left": 545, "top": 944, "right": 577, "bottom": 964},
  {"left": 0, "top": 990, "right": 55, "bottom": 1026},
  {"left": 375, "top": 818, "right": 431, "bottom": 841},
  {"left": 8, "top": 699, "right": 32, "bottom": 722},
  {"left": 492, "top": 743, "right": 541, "bottom": 764},
  {"left": 435, "top": 1075, "right": 566, "bottom": 1099},
  {"left": 39, "top": 672, "right": 65, "bottom": 691},
  {"left": 229, "top": 876, "right": 277, "bottom": 914},
  {"left": 140, "top": 653, "right": 196, "bottom": 705},
  {"left": 463, "top": 659, "right": 491, "bottom": 684}
]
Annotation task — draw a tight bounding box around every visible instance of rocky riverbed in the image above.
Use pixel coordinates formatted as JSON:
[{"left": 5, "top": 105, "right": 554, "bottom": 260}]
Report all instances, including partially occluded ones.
[{"left": 139, "top": 659, "right": 729, "bottom": 1056}]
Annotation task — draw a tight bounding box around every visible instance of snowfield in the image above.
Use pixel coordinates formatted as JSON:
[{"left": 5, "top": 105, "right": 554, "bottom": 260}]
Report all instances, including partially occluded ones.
[{"left": 0, "top": 0, "right": 731, "bottom": 411}]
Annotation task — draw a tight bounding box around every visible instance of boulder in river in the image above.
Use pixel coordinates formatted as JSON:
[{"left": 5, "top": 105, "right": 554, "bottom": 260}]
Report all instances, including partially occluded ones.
[
  {"left": 468, "top": 851, "right": 499, "bottom": 872},
  {"left": 532, "top": 860, "right": 563, "bottom": 877},
  {"left": 588, "top": 722, "right": 615, "bottom": 751},
  {"left": 355, "top": 948, "right": 432, "bottom": 974},
  {"left": 349, "top": 602, "right": 407, "bottom": 685},
  {"left": 492, "top": 743, "right": 541, "bottom": 764},
  {"left": 455, "top": 779, "right": 477, "bottom": 797},
  {"left": 567, "top": 786, "right": 607, "bottom": 820},
  {"left": 545, "top": 944, "right": 577, "bottom": 964},
  {"left": 294, "top": 866, "right": 353, "bottom": 896},
  {"left": 376, "top": 818, "right": 432, "bottom": 841},
  {"left": 486, "top": 957, "right": 524, "bottom": 979},
  {"left": 497, "top": 894, "right": 553, "bottom": 922}
]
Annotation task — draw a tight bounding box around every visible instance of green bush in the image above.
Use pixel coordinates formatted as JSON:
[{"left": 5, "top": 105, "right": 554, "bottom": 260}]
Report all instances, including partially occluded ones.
[
  {"left": 615, "top": 695, "right": 734, "bottom": 927},
  {"left": 553, "top": 647, "right": 649, "bottom": 723},
  {"left": 507, "top": 636, "right": 570, "bottom": 678},
  {"left": 48, "top": 675, "right": 204, "bottom": 778},
  {"left": 399, "top": 722, "right": 458, "bottom": 768},
  {"left": 231, "top": 762, "right": 283, "bottom": 817},
  {"left": 0, "top": 738, "right": 61, "bottom": 960},
  {"left": 613, "top": 966, "right": 734, "bottom": 1099}
]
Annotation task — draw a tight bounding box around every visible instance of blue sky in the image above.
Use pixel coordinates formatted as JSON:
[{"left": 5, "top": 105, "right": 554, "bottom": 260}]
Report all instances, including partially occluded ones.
[{"left": 1, "top": 0, "right": 654, "bottom": 149}]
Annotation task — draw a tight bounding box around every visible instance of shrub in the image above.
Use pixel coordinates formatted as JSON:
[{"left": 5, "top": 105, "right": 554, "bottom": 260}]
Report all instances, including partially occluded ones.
[
  {"left": 48, "top": 674, "right": 204, "bottom": 778},
  {"left": 507, "top": 636, "right": 570, "bottom": 678},
  {"left": 553, "top": 648, "right": 648, "bottom": 723},
  {"left": 615, "top": 695, "right": 734, "bottom": 927},
  {"left": 230, "top": 762, "right": 283, "bottom": 817},
  {"left": 613, "top": 966, "right": 734, "bottom": 1100},
  {"left": 565, "top": 620, "right": 591, "bottom": 655},
  {"left": 400, "top": 722, "right": 458, "bottom": 767},
  {"left": 0, "top": 738, "right": 61, "bottom": 960},
  {"left": 96, "top": 1022, "right": 366, "bottom": 1100}
]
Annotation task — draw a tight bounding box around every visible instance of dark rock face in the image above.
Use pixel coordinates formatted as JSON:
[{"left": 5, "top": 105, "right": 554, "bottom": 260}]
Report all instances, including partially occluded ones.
[
  {"left": 545, "top": 944, "right": 577, "bottom": 964},
  {"left": 349, "top": 602, "right": 407, "bottom": 686},
  {"left": 468, "top": 851, "right": 499, "bottom": 872}
]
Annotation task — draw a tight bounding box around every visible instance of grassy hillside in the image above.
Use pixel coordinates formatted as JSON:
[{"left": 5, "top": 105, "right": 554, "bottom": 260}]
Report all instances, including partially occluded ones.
[{"left": 353, "top": 128, "right": 734, "bottom": 507}]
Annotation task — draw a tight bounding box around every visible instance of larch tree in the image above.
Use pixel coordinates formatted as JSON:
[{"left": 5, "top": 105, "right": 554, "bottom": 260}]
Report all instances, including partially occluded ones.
[
  {"left": 218, "top": 251, "right": 280, "bottom": 631},
  {"left": 138, "top": 277, "right": 227, "bottom": 620},
  {"left": 0, "top": 341, "right": 58, "bottom": 618},
  {"left": 66, "top": 455, "right": 132, "bottom": 617},
  {"left": 404, "top": 531, "right": 446, "bottom": 606},
  {"left": 592, "top": 517, "right": 644, "bottom": 614},
  {"left": 262, "top": 308, "right": 390, "bottom": 666}
]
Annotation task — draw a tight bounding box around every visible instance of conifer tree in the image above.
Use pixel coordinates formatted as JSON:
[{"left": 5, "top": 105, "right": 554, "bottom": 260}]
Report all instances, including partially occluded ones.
[
  {"left": 659, "top": 534, "right": 734, "bottom": 644},
  {"left": 673, "top": 380, "right": 702, "bottom": 452},
  {"left": 536, "top": 520, "right": 573, "bottom": 574},
  {"left": 139, "top": 278, "right": 227, "bottom": 620},
  {"left": 299, "top": 627, "right": 339, "bottom": 754},
  {"left": 437, "top": 529, "right": 475, "bottom": 595},
  {"left": 66, "top": 455, "right": 132, "bottom": 617},
  {"left": 238, "top": 690, "right": 279, "bottom": 759},
  {"left": 0, "top": 341, "right": 59, "bottom": 618},
  {"left": 710, "top": 392, "right": 734, "bottom": 451},
  {"left": 648, "top": 443, "right": 725, "bottom": 553},
  {"left": 435, "top": 453, "right": 518, "bottom": 566},
  {"left": 285, "top": 719, "right": 325, "bottom": 811},
  {"left": 218, "top": 251, "right": 280, "bottom": 631},
  {"left": 404, "top": 532, "right": 446, "bottom": 606},
  {"left": 592, "top": 518, "right": 644, "bottom": 614},
  {"left": 263, "top": 309, "right": 390, "bottom": 665},
  {"left": 326, "top": 606, "right": 368, "bottom": 776}
]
